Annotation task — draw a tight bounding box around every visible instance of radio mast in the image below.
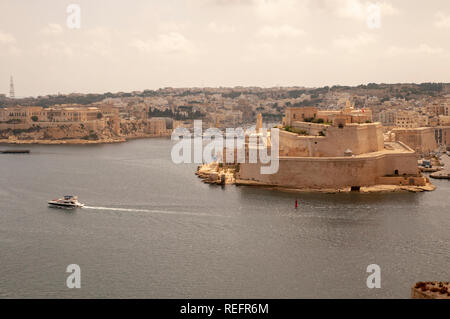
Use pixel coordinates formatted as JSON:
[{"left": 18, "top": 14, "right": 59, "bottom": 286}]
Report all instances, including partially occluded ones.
[{"left": 9, "top": 75, "right": 15, "bottom": 98}]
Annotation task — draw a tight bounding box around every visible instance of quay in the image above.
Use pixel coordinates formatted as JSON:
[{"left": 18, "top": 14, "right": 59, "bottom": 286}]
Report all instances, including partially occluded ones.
[
  {"left": 0, "top": 149, "right": 30, "bottom": 154},
  {"left": 430, "top": 154, "right": 450, "bottom": 180},
  {"left": 430, "top": 171, "right": 450, "bottom": 179}
]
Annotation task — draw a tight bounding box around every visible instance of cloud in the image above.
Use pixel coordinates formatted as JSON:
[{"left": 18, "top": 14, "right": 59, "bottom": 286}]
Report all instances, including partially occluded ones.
[
  {"left": 333, "top": 32, "right": 376, "bottom": 52},
  {"left": 85, "top": 27, "right": 111, "bottom": 39},
  {"left": 254, "top": 0, "right": 301, "bottom": 20},
  {"left": 208, "top": 22, "right": 236, "bottom": 33},
  {"left": 416, "top": 44, "right": 445, "bottom": 55},
  {"left": 435, "top": 12, "right": 450, "bottom": 28},
  {"left": 40, "top": 23, "right": 63, "bottom": 36},
  {"left": 0, "top": 30, "right": 16, "bottom": 44},
  {"left": 36, "top": 27, "right": 115, "bottom": 59},
  {"left": 205, "top": 0, "right": 254, "bottom": 5},
  {"left": 159, "top": 22, "right": 188, "bottom": 32},
  {"left": 302, "top": 46, "right": 327, "bottom": 55},
  {"left": 206, "top": 0, "right": 257, "bottom": 5},
  {"left": 0, "top": 30, "right": 21, "bottom": 56},
  {"left": 36, "top": 41, "right": 113, "bottom": 59},
  {"left": 203, "top": 0, "right": 309, "bottom": 21},
  {"left": 335, "top": 0, "right": 366, "bottom": 20},
  {"left": 319, "top": 0, "right": 398, "bottom": 21},
  {"left": 378, "top": 2, "right": 398, "bottom": 16},
  {"left": 242, "top": 40, "right": 326, "bottom": 63},
  {"left": 258, "top": 24, "right": 305, "bottom": 38},
  {"left": 131, "top": 32, "right": 196, "bottom": 54},
  {"left": 36, "top": 42, "right": 74, "bottom": 58},
  {"left": 386, "top": 44, "right": 446, "bottom": 57}
]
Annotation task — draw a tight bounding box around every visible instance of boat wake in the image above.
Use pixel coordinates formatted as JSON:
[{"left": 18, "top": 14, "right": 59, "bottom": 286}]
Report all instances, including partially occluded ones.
[
  {"left": 84, "top": 206, "right": 151, "bottom": 212},
  {"left": 82, "top": 206, "right": 218, "bottom": 217}
]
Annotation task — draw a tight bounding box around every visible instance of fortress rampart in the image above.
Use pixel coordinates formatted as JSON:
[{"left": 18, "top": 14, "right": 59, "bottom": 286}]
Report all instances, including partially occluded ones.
[
  {"left": 237, "top": 146, "right": 421, "bottom": 189},
  {"left": 280, "top": 123, "right": 384, "bottom": 157}
]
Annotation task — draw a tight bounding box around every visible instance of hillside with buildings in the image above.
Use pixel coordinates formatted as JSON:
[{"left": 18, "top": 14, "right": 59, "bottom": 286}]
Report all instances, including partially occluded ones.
[
  {"left": 0, "top": 103, "right": 171, "bottom": 144},
  {"left": 1, "top": 83, "right": 449, "bottom": 149}
]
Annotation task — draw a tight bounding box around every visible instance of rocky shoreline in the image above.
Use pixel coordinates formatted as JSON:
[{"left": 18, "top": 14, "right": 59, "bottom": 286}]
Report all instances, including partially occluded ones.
[
  {"left": 0, "top": 138, "right": 126, "bottom": 145},
  {"left": 412, "top": 282, "right": 450, "bottom": 299},
  {"left": 430, "top": 170, "right": 450, "bottom": 179},
  {"left": 430, "top": 154, "right": 450, "bottom": 179},
  {"left": 235, "top": 180, "right": 436, "bottom": 193},
  {"left": 196, "top": 163, "right": 436, "bottom": 193},
  {"left": 196, "top": 163, "right": 236, "bottom": 185},
  {"left": 0, "top": 134, "right": 170, "bottom": 145}
]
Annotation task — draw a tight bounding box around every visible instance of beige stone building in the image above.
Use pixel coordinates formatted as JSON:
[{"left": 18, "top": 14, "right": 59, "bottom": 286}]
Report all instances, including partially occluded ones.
[
  {"left": 147, "top": 118, "right": 167, "bottom": 136},
  {"left": 283, "top": 101, "right": 372, "bottom": 127},
  {"left": 426, "top": 100, "right": 447, "bottom": 116},
  {"left": 278, "top": 122, "right": 383, "bottom": 157},
  {"left": 44, "top": 106, "right": 101, "bottom": 123},
  {"left": 434, "top": 126, "right": 450, "bottom": 149},
  {"left": 378, "top": 110, "right": 396, "bottom": 127},
  {"left": 391, "top": 127, "right": 437, "bottom": 154},
  {"left": 395, "top": 110, "right": 428, "bottom": 128},
  {"left": 439, "top": 115, "right": 450, "bottom": 126},
  {"left": 234, "top": 106, "right": 428, "bottom": 190},
  {"left": 0, "top": 106, "right": 43, "bottom": 123},
  {"left": 0, "top": 105, "right": 119, "bottom": 138},
  {"left": 0, "top": 105, "right": 108, "bottom": 125}
]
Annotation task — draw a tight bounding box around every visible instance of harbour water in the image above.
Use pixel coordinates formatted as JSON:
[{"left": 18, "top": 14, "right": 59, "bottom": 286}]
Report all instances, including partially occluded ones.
[{"left": 0, "top": 138, "right": 449, "bottom": 298}]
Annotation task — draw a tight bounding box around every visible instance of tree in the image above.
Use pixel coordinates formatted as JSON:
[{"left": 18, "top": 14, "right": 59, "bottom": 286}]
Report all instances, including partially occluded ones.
[{"left": 31, "top": 116, "right": 38, "bottom": 122}]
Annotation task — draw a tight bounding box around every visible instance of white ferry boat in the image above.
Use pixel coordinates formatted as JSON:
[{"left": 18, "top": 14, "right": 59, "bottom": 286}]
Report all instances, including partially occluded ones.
[{"left": 48, "top": 195, "right": 84, "bottom": 208}]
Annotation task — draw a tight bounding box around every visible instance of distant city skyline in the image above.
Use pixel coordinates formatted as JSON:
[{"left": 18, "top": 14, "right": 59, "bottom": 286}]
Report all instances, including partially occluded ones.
[{"left": 1, "top": 0, "right": 450, "bottom": 97}]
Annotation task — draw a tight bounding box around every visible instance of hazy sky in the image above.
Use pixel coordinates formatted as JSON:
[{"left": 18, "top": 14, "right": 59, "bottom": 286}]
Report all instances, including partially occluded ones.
[{"left": 1, "top": 0, "right": 450, "bottom": 96}]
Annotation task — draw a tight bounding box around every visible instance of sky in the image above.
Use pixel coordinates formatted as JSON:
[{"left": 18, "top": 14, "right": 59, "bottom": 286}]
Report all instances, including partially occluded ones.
[{"left": 1, "top": 0, "right": 450, "bottom": 97}]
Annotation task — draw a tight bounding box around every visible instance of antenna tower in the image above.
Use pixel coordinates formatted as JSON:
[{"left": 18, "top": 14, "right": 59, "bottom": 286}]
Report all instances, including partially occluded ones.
[{"left": 9, "top": 76, "right": 15, "bottom": 98}]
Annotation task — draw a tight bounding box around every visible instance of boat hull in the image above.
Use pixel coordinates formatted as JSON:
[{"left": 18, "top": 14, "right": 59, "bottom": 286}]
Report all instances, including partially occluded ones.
[{"left": 48, "top": 202, "right": 84, "bottom": 208}]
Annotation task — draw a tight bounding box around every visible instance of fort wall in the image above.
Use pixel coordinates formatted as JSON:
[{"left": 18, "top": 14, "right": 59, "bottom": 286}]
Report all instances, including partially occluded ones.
[
  {"left": 279, "top": 123, "right": 384, "bottom": 157},
  {"left": 392, "top": 127, "right": 438, "bottom": 154},
  {"left": 237, "top": 151, "right": 419, "bottom": 189}
]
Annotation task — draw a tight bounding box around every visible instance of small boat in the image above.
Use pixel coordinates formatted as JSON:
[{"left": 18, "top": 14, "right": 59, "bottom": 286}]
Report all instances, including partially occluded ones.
[{"left": 48, "top": 195, "right": 84, "bottom": 208}]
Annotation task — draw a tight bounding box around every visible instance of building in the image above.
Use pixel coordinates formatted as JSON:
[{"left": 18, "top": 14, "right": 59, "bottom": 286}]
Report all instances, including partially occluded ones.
[
  {"left": 147, "top": 118, "right": 167, "bottom": 135},
  {"left": 378, "top": 110, "right": 396, "bottom": 127},
  {"left": 434, "top": 126, "right": 450, "bottom": 149},
  {"left": 234, "top": 106, "right": 429, "bottom": 190},
  {"left": 283, "top": 101, "right": 372, "bottom": 127},
  {"left": 0, "top": 105, "right": 112, "bottom": 135},
  {"left": 395, "top": 111, "right": 428, "bottom": 128},
  {"left": 0, "top": 106, "right": 43, "bottom": 123},
  {"left": 391, "top": 127, "right": 438, "bottom": 155},
  {"left": 426, "top": 100, "right": 447, "bottom": 116},
  {"left": 0, "top": 105, "right": 107, "bottom": 124}
]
